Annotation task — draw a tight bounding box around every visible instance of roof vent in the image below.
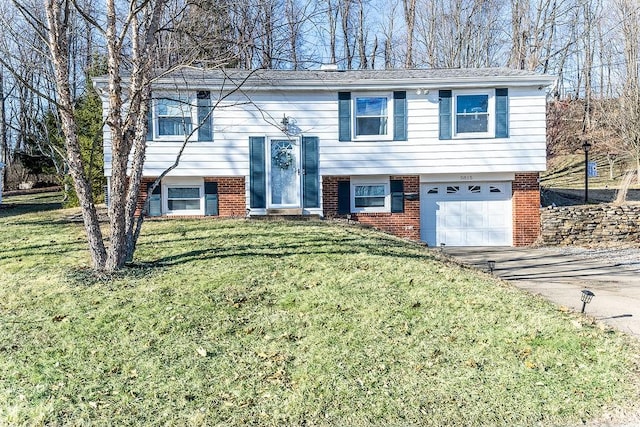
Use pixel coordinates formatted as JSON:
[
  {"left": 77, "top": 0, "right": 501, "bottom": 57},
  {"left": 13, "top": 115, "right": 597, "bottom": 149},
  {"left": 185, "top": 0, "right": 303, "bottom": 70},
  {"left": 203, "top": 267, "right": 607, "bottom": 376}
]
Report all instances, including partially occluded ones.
[{"left": 320, "top": 63, "right": 339, "bottom": 72}]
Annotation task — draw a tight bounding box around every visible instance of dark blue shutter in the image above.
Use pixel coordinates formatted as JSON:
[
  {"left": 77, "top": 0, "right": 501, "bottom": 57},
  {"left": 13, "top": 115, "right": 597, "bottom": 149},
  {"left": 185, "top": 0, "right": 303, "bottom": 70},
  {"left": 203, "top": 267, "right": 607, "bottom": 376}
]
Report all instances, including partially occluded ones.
[
  {"left": 146, "top": 105, "right": 153, "bottom": 141},
  {"left": 390, "top": 179, "right": 404, "bottom": 213},
  {"left": 147, "top": 182, "right": 161, "bottom": 217},
  {"left": 393, "top": 91, "right": 407, "bottom": 141},
  {"left": 439, "top": 90, "right": 452, "bottom": 140},
  {"left": 249, "top": 137, "right": 266, "bottom": 209},
  {"left": 337, "top": 180, "right": 350, "bottom": 214},
  {"left": 338, "top": 92, "right": 351, "bottom": 142},
  {"left": 302, "top": 136, "right": 320, "bottom": 208},
  {"left": 197, "top": 91, "right": 213, "bottom": 141},
  {"left": 204, "top": 182, "right": 218, "bottom": 216},
  {"left": 495, "top": 88, "right": 509, "bottom": 138}
]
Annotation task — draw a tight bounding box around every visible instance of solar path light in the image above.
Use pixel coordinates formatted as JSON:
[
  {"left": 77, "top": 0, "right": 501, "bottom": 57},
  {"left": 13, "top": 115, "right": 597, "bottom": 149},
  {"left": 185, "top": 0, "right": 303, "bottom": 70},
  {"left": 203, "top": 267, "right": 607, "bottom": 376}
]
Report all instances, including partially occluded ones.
[
  {"left": 487, "top": 260, "right": 496, "bottom": 275},
  {"left": 580, "top": 289, "right": 595, "bottom": 314}
]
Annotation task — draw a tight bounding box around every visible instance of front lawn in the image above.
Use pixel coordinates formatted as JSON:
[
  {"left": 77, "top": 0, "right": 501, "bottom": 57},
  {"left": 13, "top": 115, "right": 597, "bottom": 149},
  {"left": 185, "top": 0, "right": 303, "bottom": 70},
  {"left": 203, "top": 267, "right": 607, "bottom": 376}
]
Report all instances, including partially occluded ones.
[{"left": 1, "top": 199, "right": 639, "bottom": 425}]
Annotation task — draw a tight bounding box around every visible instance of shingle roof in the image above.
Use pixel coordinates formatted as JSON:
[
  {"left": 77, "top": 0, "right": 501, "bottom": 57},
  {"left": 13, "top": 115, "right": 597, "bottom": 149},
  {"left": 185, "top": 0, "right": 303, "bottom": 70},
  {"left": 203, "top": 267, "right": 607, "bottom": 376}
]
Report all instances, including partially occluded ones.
[
  {"left": 150, "top": 66, "right": 555, "bottom": 90},
  {"left": 162, "top": 66, "right": 545, "bottom": 81},
  {"left": 94, "top": 66, "right": 555, "bottom": 91}
]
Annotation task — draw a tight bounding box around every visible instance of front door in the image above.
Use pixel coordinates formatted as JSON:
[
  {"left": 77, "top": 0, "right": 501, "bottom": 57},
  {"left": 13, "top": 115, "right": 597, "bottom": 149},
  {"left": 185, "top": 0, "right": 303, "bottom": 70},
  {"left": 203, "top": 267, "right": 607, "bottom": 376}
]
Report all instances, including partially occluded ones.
[{"left": 268, "top": 139, "right": 300, "bottom": 208}]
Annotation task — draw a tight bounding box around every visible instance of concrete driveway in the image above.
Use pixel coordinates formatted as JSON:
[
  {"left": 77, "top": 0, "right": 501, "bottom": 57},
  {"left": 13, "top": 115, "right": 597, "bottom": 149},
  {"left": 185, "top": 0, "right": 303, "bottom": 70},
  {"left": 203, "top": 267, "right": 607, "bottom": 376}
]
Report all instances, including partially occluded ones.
[{"left": 445, "top": 246, "right": 640, "bottom": 337}]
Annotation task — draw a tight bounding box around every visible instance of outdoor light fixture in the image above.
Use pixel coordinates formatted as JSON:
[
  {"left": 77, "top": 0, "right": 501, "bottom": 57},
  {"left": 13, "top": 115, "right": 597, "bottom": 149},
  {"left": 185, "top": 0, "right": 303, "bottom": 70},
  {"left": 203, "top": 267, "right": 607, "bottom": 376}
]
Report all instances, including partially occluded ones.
[
  {"left": 582, "top": 141, "right": 592, "bottom": 203},
  {"left": 580, "top": 289, "right": 595, "bottom": 314},
  {"left": 487, "top": 260, "right": 496, "bottom": 275},
  {"left": 440, "top": 242, "right": 446, "bottom": 252}
]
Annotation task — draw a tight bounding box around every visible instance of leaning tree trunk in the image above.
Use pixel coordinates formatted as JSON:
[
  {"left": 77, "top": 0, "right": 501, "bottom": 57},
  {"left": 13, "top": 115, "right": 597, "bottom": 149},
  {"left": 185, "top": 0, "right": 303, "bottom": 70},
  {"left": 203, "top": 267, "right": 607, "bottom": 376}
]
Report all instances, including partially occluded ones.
[{"left": 45, "top": 0, "right": 107, "bottom": 270}]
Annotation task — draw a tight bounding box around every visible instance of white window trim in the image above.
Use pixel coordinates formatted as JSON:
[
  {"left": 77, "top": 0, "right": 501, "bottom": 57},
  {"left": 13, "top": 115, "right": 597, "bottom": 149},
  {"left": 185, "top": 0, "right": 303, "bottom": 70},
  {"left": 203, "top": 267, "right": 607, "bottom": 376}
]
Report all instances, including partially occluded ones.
[
  {"left": 352, "top": 92, "right": 394, "bottom": 141},
  {"left": 453, "top": 89, "right": 495, "bottom": 139},
  {"left": 350, "top": 176, "right": 391, "bottom": 213},
  {"left": 153, "top": 94, "right": 197, "bottom": 141},
  {"left": 162, "top": 177, "right": 205, "bottom": 216}
]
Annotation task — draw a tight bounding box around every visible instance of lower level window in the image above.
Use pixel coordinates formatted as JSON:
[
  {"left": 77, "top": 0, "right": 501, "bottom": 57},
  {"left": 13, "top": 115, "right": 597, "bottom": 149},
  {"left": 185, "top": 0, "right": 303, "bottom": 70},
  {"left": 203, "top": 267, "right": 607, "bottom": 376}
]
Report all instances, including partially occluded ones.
[
  {"left": 355, "top": 184, "right": 386, "bottom": 207},
  {"left": 167, "top": 187, "right": 201, "bottom": 211},
  {"left": 351, "top": 179, "right": 390, "bottom": 213}
]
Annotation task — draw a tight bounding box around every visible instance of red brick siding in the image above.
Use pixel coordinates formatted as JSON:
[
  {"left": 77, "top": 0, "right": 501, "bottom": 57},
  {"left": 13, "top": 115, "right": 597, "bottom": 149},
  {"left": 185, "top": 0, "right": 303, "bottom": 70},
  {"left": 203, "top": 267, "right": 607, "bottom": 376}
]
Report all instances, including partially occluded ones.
[
  {"left": 136, "top": 177, "right": 246, "bottom": 217},
  {"left": 323, "top": 175, "right": 421, "bottom": 241},
  {"left": 136, "top": 177, "right": 156, "bottom": 216},
  {"left": 512, "top": 172, "right": 540, "bottom": 246},
  {"left": 205, "top": 177, "right": 246, "bottom": 217}
]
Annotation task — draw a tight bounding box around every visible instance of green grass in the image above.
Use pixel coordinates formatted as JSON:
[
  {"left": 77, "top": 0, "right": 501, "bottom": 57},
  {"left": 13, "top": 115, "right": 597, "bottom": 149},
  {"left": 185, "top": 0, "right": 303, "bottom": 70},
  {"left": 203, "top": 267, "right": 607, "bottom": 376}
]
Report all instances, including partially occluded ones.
[{"left": 1, "top": 194, "right": 639, "bottom": 425}]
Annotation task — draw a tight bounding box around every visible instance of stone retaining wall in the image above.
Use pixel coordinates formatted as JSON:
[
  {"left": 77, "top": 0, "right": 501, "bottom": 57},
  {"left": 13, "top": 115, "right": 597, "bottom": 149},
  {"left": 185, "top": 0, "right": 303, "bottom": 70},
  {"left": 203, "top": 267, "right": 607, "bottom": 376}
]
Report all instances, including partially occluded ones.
[{"left": 541, "top": 204, "right": 640, "bottom": 245}]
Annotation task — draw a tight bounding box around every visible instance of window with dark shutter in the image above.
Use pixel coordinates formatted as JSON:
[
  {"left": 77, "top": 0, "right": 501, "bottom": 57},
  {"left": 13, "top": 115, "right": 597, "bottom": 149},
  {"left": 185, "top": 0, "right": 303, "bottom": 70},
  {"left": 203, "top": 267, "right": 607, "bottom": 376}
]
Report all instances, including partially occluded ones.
[
  {"left": 390, "top": 179, "right": 404, "bottom": 213},
  {"left": 204, "top": 182, "right": 218, "bottom": 216},
  {"left": 197, "top": 91, "right": 213, "bottom": 142},
  {"left": 337, "top": 180, "right": 350, "bottom": 214},
  {"left": 495, "top": 88, "right": 509, "bottom": 138},
  {"left": 439, "top": 90, "right": 452, "bottom": 140},
  {"left": 393, "top": 92, "right": 407, "bottom": 141},
  {"left": 338, "top": 92, "right": 351, "bottom": 141},
  {"left": 249, "top": 137, "right": 266, "bottom": 209},
  {"left": 302, "top": 136, "right": 320, "bottom": 208},
  {"left": 147, "top": 181, "right": 162, "bottom": 217}
]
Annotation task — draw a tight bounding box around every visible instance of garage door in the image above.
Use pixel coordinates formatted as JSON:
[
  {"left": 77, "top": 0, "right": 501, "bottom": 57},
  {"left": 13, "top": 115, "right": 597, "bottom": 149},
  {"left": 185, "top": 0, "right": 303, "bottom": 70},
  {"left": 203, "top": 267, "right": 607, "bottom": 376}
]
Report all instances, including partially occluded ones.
[{"left": 420, "top": 182, "right": 512, "bottom": 246}]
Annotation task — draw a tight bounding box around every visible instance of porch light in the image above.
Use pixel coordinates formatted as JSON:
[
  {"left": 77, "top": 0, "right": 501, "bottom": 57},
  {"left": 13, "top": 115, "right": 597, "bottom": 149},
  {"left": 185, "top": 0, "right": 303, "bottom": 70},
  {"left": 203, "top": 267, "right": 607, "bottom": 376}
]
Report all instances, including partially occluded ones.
[
  {"left": 580, "top": 289, "right": 595, "bottom": 314},
  {"left": 281, "top": 114, "right": 290, "bottom": 128},
  {"left": 487, "top": 260, "right": 496, "bottom": 275}
]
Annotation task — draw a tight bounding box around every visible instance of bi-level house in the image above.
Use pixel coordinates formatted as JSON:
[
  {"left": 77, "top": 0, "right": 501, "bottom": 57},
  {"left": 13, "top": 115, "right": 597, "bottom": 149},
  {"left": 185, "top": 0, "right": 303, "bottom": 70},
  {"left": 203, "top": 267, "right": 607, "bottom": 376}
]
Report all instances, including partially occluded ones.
[{"left": 96, "top": 67, "right": 555, "bottom": 247}]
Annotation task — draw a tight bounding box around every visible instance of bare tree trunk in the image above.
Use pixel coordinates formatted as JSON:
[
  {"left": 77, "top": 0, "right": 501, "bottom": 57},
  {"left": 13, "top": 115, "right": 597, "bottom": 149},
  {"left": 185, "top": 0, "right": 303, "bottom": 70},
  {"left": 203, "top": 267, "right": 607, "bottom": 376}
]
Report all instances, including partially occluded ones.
[
  {"left": 356, "top": 0, "right": 367, "bottom": 69},
  {"left": 285, "top": 0, "right": 299, "bottom": 69},
  {"left": 403, "top": 0, "right": 416, "bottom": 68},
  {"left": 341, "top": 0, "right": 353, "bottom": 69},
  {"left": 510, "top": 0, "right": 528, "bottom": 69},
  {"left": 325, "top": 0, "right": 338, "bottom": 64},
  {"left": 0, "top": 67, "right": 7, "bottom": 187},
  {"left": 44, "top": 0, "right": 107, "bottom": 270}
]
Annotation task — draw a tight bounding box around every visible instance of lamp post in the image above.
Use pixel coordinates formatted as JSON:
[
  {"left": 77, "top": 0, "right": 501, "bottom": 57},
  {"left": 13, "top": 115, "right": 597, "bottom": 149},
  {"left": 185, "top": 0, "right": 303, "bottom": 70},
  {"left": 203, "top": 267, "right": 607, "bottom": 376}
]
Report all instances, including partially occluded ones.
[
  {"left": 582, "top": 141, "right": 592, "bottom": 203},
  {"left": 580, "top": 289, "right": 595, "bottom": 314}
]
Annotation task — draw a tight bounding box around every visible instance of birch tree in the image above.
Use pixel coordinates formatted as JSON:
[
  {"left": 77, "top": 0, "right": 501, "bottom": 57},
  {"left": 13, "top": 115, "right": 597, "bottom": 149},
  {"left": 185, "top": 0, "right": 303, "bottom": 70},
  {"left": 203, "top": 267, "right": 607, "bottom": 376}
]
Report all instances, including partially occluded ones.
[{"left": 38, "top": 0, "right": 167, "bottom": 271}]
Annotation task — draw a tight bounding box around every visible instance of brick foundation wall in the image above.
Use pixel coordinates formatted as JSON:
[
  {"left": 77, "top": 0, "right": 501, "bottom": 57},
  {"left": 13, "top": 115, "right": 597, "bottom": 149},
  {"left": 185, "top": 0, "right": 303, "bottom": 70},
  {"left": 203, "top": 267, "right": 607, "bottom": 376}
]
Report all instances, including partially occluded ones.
[
  {"left": 323, "top": 175, "right": 421, "bottom": 241},
  {"left": 136, "top": 177, "right": 155, "bottom": 216},
  {"left": 136, "top": 177, "right": 246, "bottom": 217},
  {"left": 204, "top": 177, "right": 246, "bottom": 217},
  {"left": 512, "top": 172, "right": 541, "bottom": 246}
]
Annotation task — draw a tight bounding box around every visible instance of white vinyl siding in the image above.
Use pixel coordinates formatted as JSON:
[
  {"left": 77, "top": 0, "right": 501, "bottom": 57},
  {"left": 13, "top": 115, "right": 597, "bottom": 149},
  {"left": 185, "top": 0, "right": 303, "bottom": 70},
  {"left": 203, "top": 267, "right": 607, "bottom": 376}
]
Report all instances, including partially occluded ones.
[{"left": 103, "top": 87, "right": 547, "bottom": 177}]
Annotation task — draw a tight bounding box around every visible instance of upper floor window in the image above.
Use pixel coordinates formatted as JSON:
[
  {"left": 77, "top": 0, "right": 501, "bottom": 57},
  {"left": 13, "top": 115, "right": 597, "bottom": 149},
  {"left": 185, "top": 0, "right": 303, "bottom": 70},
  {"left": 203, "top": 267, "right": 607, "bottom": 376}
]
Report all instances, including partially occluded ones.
[
  {"left": 338, "top": 91, "right": 407, "bottom": 142},
  {"left": 456, "top": 94, "right": 489, "bottom": 135},
  {"left": 454, "top": 91, "right": 493, "bottom": 138},
  {"left": 355, "top": 96, "right": 388, "bottom": 137},
  {"left": 439, "top": 88, "right": 508, "bottom": 140},
  {"left": 156, "top": 97, "right": 193, "bottom": 138},
  {"left": 150, "top": 91, "right": 213, "bottom": 142}
]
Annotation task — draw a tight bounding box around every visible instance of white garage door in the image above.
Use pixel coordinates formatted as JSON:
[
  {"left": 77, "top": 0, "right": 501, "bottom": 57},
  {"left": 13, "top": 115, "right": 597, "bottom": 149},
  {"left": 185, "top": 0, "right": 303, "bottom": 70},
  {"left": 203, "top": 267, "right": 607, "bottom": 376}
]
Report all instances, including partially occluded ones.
[{"left": 420, "top": 182, "right": 512, "bottom": 246}]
